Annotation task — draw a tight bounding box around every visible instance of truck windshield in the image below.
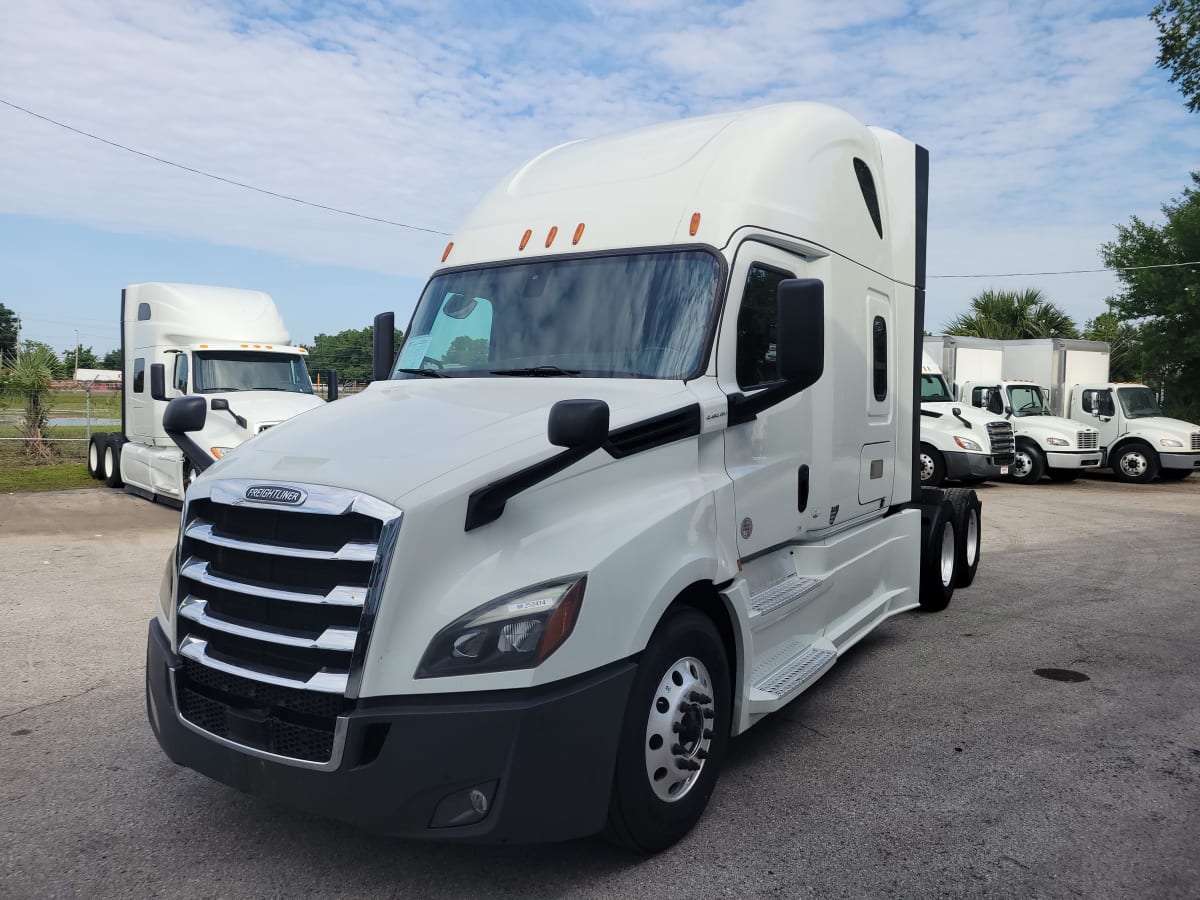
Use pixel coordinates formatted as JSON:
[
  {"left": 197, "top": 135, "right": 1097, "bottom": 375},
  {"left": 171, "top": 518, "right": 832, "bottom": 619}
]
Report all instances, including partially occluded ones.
[
  {"left": 393, "top": 250, "right": 722, "bottom": 379},
  {"left": 1117, "top": 386, "right": 1162, "bottom": 418},
  {"left": 1007, "top": 384, "right": 1048, "bottom": 416},
  {"left": 192, "top": 351, "right": 314, "bottom": 394},
  {"left": 920, "top": 374, "right": 953, "bottom": 402}
]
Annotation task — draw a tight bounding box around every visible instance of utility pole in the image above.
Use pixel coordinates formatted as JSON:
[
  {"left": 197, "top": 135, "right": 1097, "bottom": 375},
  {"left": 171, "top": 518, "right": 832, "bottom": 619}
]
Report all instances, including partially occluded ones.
[{"left": 74, "top": 329, "right": 80, "bottom": 377}]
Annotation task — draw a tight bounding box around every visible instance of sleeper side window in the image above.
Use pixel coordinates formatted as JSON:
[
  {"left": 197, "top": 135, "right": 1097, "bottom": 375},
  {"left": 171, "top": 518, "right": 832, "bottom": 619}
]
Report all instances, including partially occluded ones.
[{"left": 133, "top": 358, "right": 145, "bottom": 393}]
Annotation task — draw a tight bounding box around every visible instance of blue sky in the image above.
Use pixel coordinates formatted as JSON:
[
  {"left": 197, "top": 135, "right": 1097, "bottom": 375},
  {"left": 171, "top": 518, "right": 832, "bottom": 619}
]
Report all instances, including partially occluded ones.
[{"left": 1, "top": 0, "right": 1195, "bottom": 358}]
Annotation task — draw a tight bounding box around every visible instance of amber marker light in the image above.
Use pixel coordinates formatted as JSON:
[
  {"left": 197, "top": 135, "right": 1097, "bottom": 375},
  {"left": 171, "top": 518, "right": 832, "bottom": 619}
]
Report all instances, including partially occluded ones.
[
  {"left": 519, "top": 229, "right": 532, "bottom": 250},
  {"left": 573, "top": 223, "right": 586, "bottom": 245},
  {"left": 545, "top": 226, "right": 558, "bottom": 248},
  {"left": 689, "top": 212, "right": 702, "bottom": 236},
  {"left": 441, "top": 242, "right": 454, "bottom": 262}
]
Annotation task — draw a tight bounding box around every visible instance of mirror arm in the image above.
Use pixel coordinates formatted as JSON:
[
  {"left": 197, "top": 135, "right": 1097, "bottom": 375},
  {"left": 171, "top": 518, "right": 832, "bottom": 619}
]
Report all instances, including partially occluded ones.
[
  {"left": 727, "top": 381, "right": 807, "bottom": 427},
  {"left": 465, "top": 445, "right": 595, "bottom": 531}
]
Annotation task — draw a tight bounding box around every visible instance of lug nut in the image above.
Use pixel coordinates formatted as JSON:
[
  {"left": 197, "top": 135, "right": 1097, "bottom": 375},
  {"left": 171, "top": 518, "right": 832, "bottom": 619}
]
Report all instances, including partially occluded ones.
[{"left": 689, "top": 691, "right": 712, "bottom": 704}]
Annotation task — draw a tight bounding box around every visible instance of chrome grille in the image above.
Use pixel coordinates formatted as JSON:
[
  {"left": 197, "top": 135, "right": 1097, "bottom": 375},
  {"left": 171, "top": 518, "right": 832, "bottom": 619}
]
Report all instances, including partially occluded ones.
[
  {"left": 1192, "top": 433, "right": 1200, "bottom": 451},
  {"left": 985, "top": 421, "right": 1016, "bottom": 463},
  {"left": 1077, "top": 431, "right": 1099, "bottom": 450},
  {"left": 173, "top": 479, "right": 400, "bottom": 766}
]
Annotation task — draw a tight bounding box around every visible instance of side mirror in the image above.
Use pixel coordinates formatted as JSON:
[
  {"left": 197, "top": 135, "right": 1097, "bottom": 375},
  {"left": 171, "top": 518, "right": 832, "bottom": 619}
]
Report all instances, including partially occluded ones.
[
  {"left": 163, "top": 395, "right": 207, "bottom": 433},
  {"left": 210, "top": 397, "right": 248, "bottom": 429},
  {"left": 150, "top": 363, "right": 167, "bottom": 401},
  {"left": 1004, "top": 405, "right": 1014, "bottom": 419},
  {"left": 548, "top": 399, "right": 610, "bottom": 450},
  {"left": 327, "top": 369, "right": 339, "bottom": 402},
  {"left": 776, "top": 279, "right": 824, "bottom": 390},
  {"left": 373, "top": 312, "right": 395, "bottom": 382}
]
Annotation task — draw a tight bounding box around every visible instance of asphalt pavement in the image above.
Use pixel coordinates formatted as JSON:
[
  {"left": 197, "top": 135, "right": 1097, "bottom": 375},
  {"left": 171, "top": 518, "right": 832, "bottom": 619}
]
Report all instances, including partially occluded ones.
[{"left": 1, "top": 476, "right": 1198, "bottom": 899}]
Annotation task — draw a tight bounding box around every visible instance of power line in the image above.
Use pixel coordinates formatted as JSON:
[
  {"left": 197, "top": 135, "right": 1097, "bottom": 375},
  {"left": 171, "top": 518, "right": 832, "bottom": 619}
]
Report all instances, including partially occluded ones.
[
  {"left": 930, "top": 261, "right": 1200, "bottom": 278},
  {"left": 0, "top": 97, "right": 451, "bottom": 236},
  {"left": 5, "top": 97, "right": 1200, "bottom": 280}
]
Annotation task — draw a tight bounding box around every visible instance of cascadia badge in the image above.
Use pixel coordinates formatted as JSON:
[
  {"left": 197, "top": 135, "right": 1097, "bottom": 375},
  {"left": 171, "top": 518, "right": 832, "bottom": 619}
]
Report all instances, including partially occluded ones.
[{"left": 244, "top": 485, "right": 306, "bottom": 505}]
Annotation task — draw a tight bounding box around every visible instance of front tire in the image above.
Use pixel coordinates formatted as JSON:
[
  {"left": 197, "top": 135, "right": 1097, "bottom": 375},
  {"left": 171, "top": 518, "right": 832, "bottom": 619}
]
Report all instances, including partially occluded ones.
[
  {"left": 919, "top": 443, "right": 946, "bottom": 487},
  {"left": 1111, "top": 442, "right": 1159, "bottom": 484},
  {"left": 606, "top": 608, "right": 731, "bottom": 853},
  {"left": 1007, "top": 443, "right": 1046, "bottom": 484}
]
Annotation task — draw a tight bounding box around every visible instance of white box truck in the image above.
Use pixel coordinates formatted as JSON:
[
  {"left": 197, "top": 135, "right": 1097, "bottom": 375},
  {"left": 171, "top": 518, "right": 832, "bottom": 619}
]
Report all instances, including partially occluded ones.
[
  {"left": 87, "top": 283, "right": 326, "bottom": 504},
  {"left": 917, "top": 350, "right": 1015, "bottom": 485},
  {"left": 924, "top": 335, "right": 1102, "bottom": 483},
  {"left": 1002, "top": 338, "right": 1200, "bottom": 483},
  {"left": 146, "top": 104, "right": 986, "bottom": 851}
]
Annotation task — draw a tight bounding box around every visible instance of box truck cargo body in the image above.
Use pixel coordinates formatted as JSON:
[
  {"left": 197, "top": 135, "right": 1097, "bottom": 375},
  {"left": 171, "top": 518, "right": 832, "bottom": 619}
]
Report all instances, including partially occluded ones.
[
  {"left": 86, "top": 283, "right": 325, "bottom": 504},
  {"left": 1001, "top": 338, "right": 1200, "bottom": 483},
  {"left": 924, "top": 335, "right": 1101, "bottom": 483},
  {"left": 146, "top": 103, "right": 985, "bottom": 850}
]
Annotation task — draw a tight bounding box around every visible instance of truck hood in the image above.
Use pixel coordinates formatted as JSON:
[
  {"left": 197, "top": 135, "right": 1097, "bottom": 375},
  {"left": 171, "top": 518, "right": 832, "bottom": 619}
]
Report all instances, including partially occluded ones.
[
  {"left": 921, "top": 401, "right": 1004, "bottom": 429},
  {"left": 1129, "top": 416, "right": 1200, "bottom": 442},
  {"left": 1010, "top": 414, "right": 1095, "bottom": 443},
  {"left": 203, "top": 378, "right": 695, "bottom": 504},
  {"left": 196, "top": 391, "right": 325, "bottom": 458}
]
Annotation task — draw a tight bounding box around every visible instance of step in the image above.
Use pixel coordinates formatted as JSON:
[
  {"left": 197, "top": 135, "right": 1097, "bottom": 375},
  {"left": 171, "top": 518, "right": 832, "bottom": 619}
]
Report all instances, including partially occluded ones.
[
  {"left": 748, "top": 573, "right": 823, "bottom": 618},
  {"left": 748, "top": 638, "right": 837, "bottom": 714}
]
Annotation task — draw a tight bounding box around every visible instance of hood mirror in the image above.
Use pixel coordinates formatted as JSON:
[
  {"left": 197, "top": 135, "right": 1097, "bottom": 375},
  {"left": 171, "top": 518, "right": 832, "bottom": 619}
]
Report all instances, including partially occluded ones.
[{"left": 548, "top": 399, "right": 610, "bottom": 450}]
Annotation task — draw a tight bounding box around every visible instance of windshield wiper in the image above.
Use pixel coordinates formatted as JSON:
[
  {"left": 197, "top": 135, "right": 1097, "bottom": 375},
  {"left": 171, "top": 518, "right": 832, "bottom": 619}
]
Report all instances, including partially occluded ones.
[
  {"left": 490, "top": 366, "right": 581, "bottom": 377},
  {"left": 394, "top": 367, "right": 449, "bottom": 378}
]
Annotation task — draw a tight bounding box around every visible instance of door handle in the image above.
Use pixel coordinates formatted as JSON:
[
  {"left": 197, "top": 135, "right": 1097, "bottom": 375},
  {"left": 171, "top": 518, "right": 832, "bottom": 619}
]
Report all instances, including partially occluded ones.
[{"left": 797, "top": 464, "right": 810, "bottom": 513}]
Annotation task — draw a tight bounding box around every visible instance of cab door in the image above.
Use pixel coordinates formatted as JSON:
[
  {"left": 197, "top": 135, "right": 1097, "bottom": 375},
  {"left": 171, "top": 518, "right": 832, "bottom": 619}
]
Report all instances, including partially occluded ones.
[{"left": 715, "top": 241, "right": 814, "bottom": 559}]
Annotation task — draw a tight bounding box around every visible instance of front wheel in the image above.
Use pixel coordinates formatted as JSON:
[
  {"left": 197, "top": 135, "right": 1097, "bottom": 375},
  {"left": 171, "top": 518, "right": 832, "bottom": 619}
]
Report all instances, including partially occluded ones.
[
  {"left": 1006, "top": 444, "right": 1046, "bottom": 484},
  {"left": 1111, "top": 442, "right": 1159, "bottom": 484},
  {"left": 919, "top": 443, "right": 946, "bottom": 487},
  {"left": 606, "top": 609, "right": 731, "bottom": 853}
]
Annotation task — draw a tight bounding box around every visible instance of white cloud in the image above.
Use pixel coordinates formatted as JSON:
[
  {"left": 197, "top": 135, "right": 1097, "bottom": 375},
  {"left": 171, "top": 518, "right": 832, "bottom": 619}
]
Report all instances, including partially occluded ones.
[{"left": 0, "top": 0, "right": 1192, "bottom": 334}]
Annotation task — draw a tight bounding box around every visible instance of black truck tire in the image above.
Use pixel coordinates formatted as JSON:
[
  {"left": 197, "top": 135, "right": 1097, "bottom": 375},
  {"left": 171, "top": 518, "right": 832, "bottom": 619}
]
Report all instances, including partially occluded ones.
[
  {"left": 87, "top": 432, "right": 109, "bottom": 479},
  {"left": 918, "top": 499, "right": 958, "bottom": 611},
  {"left": 943, "top": 487, "right": 982, "bottom": 587},
  {"left": 103, "top": 435, "right": 125, "bottom": 488}
]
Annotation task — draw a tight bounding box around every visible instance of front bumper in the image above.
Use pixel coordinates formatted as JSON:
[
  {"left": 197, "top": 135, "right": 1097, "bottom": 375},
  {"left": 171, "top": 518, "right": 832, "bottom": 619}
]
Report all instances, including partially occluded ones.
[
  {"left": 944, "top": 450, "right": 1008, "bottom": 480},
  {"left": 146, "top": 619, "right": 636, "bottom": 842},
  {"left": 1160, "top": 452, "right": 1200, "bottom": 471},
  {"left": 1045, "top": 451, "right": 1103, "bottom": 470}
]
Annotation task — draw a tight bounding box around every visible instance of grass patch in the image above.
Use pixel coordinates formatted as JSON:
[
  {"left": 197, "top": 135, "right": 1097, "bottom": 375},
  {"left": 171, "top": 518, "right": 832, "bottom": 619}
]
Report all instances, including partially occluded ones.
[{"left": 0, "top": 461, "right": 98, "bottom": 493}]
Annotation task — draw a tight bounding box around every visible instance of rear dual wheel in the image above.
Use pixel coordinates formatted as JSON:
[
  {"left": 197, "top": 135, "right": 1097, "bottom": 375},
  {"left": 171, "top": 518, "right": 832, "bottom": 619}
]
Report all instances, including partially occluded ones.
[
  {"left": 944, "top": 488, "right": 982, "bottom": 587},
  {"left": 86, "top": 432, "right": 108, "bottom": 479},
  {"left": 103, "top": 435, "right": 125, "bottom": 488}
]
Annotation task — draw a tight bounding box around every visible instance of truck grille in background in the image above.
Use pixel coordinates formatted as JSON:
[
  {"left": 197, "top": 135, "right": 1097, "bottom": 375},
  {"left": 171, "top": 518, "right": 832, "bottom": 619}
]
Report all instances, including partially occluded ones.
[
  {"left": 985, "top": 422, "right": 1016, "bottom": 464},
  {"left": 1078, "top": 431, "right": 1099, "bottom": 450},
  {"left": 173, "top": 481, "right": 401, "bottom": 767},
  {"left": 1192, "top": 433, "right": 1200, "bottom": 451}
]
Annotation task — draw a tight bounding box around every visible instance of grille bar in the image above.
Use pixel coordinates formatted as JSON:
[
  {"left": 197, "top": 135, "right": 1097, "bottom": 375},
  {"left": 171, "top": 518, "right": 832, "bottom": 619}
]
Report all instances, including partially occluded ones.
[
  {"left": 179, "top": 635, "right": 348, "bottom": 694},
  {"left": 1077, "top": 431, "right": 1098, "bottom": 450},
  {"left": 985, "top": 421, "right": 1016, "bottom": 459},
  {"left": 1192, "top": 433, "right": 1200, "bottom": 451},
  {"left": 181, "top": 558, "right": 367, "bottom": 607},
  {"left": 179, "top": 596, "right": 358, "bottom": 652},
  {"left": 185, "top": 519, "right": 378, "bottom": 562}
]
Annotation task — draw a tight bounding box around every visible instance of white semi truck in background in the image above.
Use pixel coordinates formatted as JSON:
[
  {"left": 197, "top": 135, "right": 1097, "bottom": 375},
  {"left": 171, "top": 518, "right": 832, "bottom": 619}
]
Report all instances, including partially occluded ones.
[
  {"left": 1001, "top": 338, "right": 1200, "bottom": 483},
  {"left": 87, "top": 283, "right": 326, "bottom": 504},
  {"left": 918, "top": 351, "right": 1015, "bottom": 486},
  {"left": 924, "top": 335, "right": 1102, "bottom": 483},
  {"left": 146, "top": 104, "right": 986, "bottom": 851}
]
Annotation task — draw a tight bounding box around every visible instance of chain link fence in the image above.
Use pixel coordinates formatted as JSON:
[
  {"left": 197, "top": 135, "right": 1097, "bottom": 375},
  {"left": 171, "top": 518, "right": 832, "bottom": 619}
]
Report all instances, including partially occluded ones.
[{"left": 0, "top": 385, "right": 122, "bottom": 465}]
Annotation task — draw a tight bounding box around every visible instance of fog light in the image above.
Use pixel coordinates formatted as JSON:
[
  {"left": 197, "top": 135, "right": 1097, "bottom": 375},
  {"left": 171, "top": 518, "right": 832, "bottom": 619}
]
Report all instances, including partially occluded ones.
[{"left": 430, "top": 780, "right": 498, "bottom": 828}]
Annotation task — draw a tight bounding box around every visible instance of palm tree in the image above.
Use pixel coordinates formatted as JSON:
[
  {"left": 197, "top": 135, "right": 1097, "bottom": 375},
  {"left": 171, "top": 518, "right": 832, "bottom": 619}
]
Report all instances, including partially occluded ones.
[
  {"left": 944, "top": 288, "right": 1080, "bottom": 339},
  {"left": 4, "top": 344, "right": 58, "bottom": 459}
]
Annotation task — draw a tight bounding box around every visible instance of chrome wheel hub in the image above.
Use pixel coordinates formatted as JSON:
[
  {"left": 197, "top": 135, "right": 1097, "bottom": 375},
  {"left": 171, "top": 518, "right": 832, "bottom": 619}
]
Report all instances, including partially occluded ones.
[
  {"left": 965, "top": 508, "right": 979, "bottom": 567},
  {"left": 1011, "top": 450, "right": 1032, "bottom": 478},
  {"left": 644, "top": 656, "right": 715, "bottom": 803},
  {"left": 919, "top": 453, "right": 935, "bottom": 482},
  {"left": 939, "top": 521, "right": 955, "bottom": 587},
  {"left": 1119, "top": 451, "right": 1148, "bottom": 477}
]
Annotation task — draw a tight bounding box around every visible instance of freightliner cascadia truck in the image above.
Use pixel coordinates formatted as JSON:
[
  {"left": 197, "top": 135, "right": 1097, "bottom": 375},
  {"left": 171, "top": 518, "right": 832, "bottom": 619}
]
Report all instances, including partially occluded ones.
[
  {"left": 917, "top": 350, "right": 1014, "bottom": 486},
  {"left": 924, "top": 335, "right": 1101, "bottom": 483},
  {"left": 87, "top": 283, "right": 325, "bottom": 504},
  {"left": 146, "top": 104, "right": 985, "bottom": 851},
  {"left": 1001, "top": 338, "right": 1200, "bottom": 483}
]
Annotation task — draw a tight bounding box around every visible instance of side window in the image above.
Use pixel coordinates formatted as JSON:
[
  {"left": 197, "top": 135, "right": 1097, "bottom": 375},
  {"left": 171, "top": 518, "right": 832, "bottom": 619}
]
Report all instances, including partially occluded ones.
[
  {"left": 133, "top": 358, "right": 145, "bottom": 393},
  {"left": 853, "top": 158, "right": 884, "bottom": 239},
  {"left": 173, "top": 354, "right": 188, "bottom": 393},
  {"left": 736, "top": 264, "right": 791, "bottom": 389},
  {"left": 971, "top": 387, "right": 985, "bottom": 407},
  {"left": 871, "top": 316, "right": 887, "bottom": 401}
]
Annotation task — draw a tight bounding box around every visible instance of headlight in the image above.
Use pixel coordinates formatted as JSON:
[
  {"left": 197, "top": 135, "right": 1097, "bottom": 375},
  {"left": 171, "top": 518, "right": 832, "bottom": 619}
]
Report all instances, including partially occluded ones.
[
  {"left": 1046, "top": 437, "right": 1070, "bottom": 447},
  {"left": 210, "top": 446, "right": 234, "bottom": 459},
  {"left": 1159, "top": 438, "right": 1183, "bottom": 448},
  {"left": 158, "top": 550, "right": 176, "bottom": 619},
  {"left": 416, "top": 576, "right": 586, "bottom": 678},
  {"left": 953, "top": 436, "right": 982, "bottom": 451}
]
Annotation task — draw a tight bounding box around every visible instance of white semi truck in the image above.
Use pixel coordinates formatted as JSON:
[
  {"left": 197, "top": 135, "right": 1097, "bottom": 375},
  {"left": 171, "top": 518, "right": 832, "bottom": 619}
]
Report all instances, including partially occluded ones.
[
  {"left": 924, "top": 335, "right": 1101, "bottom": 483},
  {"left": 918, "top": 351, "right": 1015, "bottom": 486},
  {"left": 1002, "top": 338, "right": 1200, "bottom": 483},
  {"left": 146, "top": 104, "right": 986, "bottom": 851},
  {"left": 87, "top": 283, "right": 325, "bottom": 504}
]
